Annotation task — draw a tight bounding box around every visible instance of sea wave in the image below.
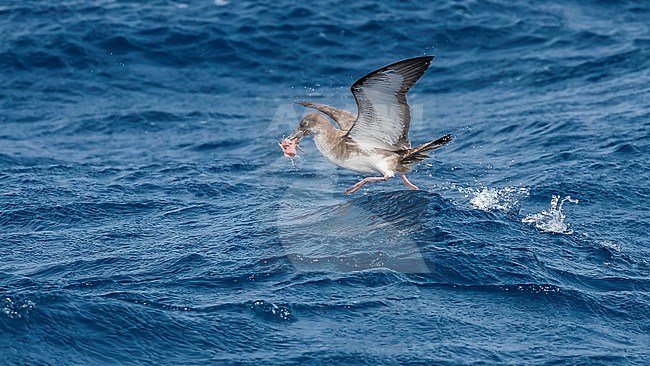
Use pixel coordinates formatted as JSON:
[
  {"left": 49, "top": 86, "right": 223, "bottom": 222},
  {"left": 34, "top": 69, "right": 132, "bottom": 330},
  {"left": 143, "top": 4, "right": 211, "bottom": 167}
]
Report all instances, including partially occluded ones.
[{"left": 1, "top": 0, "right": 649, "bottom": 364}]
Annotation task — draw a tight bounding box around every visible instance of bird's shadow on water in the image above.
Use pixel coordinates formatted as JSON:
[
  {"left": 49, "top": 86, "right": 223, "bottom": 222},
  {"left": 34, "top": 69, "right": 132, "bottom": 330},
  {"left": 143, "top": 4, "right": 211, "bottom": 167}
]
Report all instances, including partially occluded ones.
[{"left": 275, "top": 190, "right": 447, "bottom": 273}]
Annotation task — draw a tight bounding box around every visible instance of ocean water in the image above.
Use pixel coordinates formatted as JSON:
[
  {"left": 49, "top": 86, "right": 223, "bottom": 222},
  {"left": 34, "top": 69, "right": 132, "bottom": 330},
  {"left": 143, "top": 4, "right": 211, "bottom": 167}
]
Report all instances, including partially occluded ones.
[{"left": 1, "top": 0, "right": 649, "bottom": 364}]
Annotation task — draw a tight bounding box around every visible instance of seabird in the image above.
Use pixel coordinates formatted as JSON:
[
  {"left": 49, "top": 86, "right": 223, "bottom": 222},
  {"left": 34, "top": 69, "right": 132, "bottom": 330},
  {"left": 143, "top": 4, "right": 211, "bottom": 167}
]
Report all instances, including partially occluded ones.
[{"left": 282, "top": 56, "right": 452, "bottom": 195}]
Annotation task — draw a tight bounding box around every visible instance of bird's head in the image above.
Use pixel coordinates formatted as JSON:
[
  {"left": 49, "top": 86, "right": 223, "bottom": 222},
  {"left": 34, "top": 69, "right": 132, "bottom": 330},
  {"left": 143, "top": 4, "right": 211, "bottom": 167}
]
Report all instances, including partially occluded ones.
[{"left": 287, "top": 112, "right": 329, "bottom": 142}]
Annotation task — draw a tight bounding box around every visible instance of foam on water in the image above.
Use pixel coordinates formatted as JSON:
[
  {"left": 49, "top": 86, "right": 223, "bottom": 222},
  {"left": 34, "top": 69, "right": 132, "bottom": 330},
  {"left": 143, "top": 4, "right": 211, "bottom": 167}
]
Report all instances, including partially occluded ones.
[
  {"left": 458, "top": 186, "right": 530, "bottom": 213},
  {"left": 598, "top": 240, "right": 622, "bottom": 252}
]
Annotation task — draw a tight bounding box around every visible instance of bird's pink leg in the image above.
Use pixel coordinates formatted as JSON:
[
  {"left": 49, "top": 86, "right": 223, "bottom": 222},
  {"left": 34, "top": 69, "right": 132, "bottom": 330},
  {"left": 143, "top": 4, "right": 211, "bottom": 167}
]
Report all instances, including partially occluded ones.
[
  {"left": 400, "top": 174, "right": 420, "bottom": 190},
  {"left": 344, "top": 175, "right": 389, "bottom": 195}
]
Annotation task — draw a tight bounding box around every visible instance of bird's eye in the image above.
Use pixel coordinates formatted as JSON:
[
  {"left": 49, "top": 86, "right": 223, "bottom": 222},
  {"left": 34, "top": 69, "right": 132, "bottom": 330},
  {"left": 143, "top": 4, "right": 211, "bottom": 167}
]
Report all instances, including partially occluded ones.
[{"left": 300, "top": 120, "right": 308, "bottom": 127}]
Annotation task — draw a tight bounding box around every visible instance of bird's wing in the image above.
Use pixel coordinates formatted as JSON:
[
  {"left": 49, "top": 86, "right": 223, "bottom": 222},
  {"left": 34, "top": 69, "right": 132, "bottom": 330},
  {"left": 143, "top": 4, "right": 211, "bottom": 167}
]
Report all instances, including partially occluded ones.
[
  {"left": 296, "top": 101, "right": 356, "bottom": 131},
  {"left": 346, "top": 56, "right": 434, "bottom": 151}
]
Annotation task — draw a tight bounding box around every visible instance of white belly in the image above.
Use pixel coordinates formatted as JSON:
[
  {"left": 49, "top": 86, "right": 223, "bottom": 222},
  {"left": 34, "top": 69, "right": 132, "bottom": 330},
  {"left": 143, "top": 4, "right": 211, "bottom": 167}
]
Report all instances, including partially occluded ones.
[
  {"left": 314, "top": 136, "right": 395, "bottom": 177},
  {"left": 335, "top": 152, "right": 386, "bottom": 174}
]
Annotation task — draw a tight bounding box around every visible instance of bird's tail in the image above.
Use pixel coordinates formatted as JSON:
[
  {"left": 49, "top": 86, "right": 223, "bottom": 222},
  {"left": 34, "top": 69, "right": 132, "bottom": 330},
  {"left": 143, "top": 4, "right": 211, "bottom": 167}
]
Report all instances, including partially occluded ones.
[{"left": 399, "top": 134, "right": 452, "bottom": 166}]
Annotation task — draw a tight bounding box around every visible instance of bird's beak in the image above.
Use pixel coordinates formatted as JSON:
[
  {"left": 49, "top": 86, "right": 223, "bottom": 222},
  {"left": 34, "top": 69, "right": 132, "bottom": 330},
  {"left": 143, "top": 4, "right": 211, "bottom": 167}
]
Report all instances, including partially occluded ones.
[{"left": 287, "top": 128, "right": 306, "bottom": 142}]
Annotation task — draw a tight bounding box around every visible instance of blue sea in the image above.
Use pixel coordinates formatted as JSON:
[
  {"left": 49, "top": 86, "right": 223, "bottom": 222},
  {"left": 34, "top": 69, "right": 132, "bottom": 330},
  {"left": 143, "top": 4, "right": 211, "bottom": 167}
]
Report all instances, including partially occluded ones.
[{"left": 1, "top": 0, "right": 649, "bottom": 364}]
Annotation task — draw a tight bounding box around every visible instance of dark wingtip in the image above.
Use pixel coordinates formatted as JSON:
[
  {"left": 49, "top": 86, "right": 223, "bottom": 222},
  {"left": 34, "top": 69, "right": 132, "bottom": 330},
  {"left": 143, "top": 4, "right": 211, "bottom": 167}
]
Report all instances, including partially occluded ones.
[
  {"left": 391, "top": 55, "right": 435, "bottom": 68},
  {"left": 407, "top": 55, "right": 435, "bottom": 64},
  {"left": 351, "top": 55, "right": 436, "bottom": 93},
  {"left": 295, "top": 101, "right": 310, "bottom": 107}
]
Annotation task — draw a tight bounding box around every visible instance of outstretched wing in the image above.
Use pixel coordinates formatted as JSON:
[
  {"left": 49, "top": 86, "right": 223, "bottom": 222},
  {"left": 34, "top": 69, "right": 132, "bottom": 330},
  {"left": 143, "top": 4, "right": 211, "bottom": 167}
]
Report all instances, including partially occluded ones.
[{"left": 346, "top": 56, "right": 434, "bottom": 151}]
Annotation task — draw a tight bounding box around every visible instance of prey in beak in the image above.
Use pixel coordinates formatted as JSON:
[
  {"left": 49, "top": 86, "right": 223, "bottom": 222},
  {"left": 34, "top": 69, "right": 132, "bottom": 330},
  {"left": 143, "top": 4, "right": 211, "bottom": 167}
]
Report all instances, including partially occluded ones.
[
  {"left": 279, "top": 113, "right": 323, "bottom": 158},
  {"left": 279, "top": 127, "right": 307, "bottom": 158}
]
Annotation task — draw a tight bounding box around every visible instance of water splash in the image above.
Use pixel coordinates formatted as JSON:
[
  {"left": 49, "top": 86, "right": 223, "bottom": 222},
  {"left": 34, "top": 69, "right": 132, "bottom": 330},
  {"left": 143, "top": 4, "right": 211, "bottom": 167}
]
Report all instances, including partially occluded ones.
[
  {"left": 522, "top": 195, "right": 578, "bottom": 234},
  {"left": 251, "top": 300, "right": 295, "bottom": 322},
  {"left": 458, "top": 186, "right": 530, "bottom": 213},
  {"left": 2, "top": 297, "right": 36, "bottom": 319}
]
